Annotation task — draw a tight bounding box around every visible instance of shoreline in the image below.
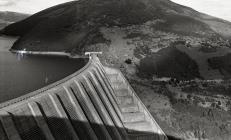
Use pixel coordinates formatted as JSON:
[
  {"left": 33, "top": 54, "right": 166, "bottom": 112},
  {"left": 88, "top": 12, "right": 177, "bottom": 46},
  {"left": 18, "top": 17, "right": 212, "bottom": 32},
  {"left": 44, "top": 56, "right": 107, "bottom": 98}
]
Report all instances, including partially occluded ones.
[
  {"left": 0, "top": 36, "right": 86, "bottom": 59},
  {"left": 10, "top": 49, "right": 85, "bottom": 59}
]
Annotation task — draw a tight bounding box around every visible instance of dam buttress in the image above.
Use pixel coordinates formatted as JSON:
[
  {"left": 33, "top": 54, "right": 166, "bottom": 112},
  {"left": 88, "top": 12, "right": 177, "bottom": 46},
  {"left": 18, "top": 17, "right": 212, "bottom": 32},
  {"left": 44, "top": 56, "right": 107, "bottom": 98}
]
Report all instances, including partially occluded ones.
[{"left": 0, "top": 55, "right": 167, "bottom": 140}]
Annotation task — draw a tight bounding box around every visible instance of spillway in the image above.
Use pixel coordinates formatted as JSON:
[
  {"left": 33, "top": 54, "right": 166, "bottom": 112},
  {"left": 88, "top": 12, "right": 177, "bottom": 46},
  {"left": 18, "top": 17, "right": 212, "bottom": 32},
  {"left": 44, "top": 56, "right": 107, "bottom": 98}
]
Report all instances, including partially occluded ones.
[{"left": 0, "top": 55, "right": 167, "bottom": 140}]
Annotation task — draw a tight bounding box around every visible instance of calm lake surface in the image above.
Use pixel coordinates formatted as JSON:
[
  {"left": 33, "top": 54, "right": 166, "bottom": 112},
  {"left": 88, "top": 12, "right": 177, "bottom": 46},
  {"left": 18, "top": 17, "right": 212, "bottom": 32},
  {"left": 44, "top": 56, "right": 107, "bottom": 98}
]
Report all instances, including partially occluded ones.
[{"left": 0, "top": 36, "right": 87, "bottom": 103}]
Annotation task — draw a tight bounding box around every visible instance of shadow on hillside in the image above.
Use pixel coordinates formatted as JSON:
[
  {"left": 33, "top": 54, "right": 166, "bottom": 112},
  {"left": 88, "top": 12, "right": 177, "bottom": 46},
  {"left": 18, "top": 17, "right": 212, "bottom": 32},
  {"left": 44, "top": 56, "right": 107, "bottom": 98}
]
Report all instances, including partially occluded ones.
[{"left": 0, "top": 114, "right": 181, "bottom": 140}]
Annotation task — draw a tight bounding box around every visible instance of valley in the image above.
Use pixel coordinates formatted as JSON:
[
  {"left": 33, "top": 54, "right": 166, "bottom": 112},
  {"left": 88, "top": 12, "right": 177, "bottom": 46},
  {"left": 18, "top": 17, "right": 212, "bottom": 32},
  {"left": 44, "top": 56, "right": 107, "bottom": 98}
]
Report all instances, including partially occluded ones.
[{"left": 1, "top": 0, "right": 231, "bottom": 139}]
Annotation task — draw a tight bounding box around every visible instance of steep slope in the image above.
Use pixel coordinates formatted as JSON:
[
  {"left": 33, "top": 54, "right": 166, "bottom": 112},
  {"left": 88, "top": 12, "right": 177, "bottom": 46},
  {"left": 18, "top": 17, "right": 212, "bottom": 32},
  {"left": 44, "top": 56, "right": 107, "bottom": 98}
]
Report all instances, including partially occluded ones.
[{"left": 0, "top": 11, "right": 29, "bottom": 29}]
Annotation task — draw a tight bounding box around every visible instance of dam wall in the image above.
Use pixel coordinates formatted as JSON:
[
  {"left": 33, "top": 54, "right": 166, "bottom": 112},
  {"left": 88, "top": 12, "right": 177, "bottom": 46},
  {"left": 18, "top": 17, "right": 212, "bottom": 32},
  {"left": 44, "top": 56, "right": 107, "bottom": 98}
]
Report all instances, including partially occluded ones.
[{"left": 0, "top": 55, "right": 167, "bottom": 140}]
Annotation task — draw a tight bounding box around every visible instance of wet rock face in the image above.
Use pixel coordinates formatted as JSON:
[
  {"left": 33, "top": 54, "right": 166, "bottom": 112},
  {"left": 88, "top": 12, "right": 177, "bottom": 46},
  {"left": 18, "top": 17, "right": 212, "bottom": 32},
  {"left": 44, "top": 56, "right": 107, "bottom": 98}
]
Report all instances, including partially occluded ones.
[{"left": 138, "top": 46, "right": 201, "bottom": 80}]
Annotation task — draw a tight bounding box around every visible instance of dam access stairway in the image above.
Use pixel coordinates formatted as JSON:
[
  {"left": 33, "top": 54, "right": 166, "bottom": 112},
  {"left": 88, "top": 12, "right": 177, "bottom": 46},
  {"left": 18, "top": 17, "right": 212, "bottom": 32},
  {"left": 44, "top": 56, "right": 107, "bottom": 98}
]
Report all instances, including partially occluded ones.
[{"left": 0, "top": 55, "right": 167, "bottom": 140}]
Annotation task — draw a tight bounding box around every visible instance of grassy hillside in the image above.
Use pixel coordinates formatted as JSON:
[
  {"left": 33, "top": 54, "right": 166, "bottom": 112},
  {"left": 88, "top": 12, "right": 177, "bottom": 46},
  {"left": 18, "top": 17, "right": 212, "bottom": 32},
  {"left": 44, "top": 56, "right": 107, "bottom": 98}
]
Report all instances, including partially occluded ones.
[
  {"left": 138, "top": 46, "right": 201, "bottom": 80},
  {"left": 2, "top": 0, "right": 230, "bottom": 53}
]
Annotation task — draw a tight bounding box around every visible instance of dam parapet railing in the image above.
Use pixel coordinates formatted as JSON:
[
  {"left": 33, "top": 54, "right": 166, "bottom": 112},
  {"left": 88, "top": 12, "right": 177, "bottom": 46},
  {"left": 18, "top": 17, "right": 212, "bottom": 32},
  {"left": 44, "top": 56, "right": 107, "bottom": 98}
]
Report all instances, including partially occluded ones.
[{"left": 0, "top": 54, "right": 167, "bottom": 140}]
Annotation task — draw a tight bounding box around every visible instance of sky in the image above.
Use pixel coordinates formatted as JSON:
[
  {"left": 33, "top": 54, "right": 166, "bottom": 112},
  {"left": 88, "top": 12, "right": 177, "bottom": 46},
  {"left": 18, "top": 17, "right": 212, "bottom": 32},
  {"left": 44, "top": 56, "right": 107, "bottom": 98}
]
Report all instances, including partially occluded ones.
[
  {"left": 171, "top": 0, "right": 231, "bottom": 21},
  {"left": 0, "top": 0, "right": 231, "bottom": 21},
  {"left": 0, "top": 0, "right": 73, "bottom": 14}
]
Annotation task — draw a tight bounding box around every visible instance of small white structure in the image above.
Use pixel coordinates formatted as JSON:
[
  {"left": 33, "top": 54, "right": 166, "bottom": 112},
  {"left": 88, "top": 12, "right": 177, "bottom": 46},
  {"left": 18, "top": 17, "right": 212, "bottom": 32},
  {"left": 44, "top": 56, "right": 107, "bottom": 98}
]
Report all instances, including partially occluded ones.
[{"left": 85, "top": 52, "right": 102, "bottom": 59}]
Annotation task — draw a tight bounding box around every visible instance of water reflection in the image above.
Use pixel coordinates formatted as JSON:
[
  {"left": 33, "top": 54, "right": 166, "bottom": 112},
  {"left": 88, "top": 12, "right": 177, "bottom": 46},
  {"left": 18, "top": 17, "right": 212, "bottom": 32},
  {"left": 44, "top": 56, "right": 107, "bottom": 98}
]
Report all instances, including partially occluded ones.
[{"left": 0, "top": 36, "right": 87, "bottom": 103}]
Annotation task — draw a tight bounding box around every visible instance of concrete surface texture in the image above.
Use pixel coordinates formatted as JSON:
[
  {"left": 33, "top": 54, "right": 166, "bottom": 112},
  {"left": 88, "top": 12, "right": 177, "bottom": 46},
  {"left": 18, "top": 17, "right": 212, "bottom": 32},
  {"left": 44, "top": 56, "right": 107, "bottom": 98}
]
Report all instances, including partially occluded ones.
[{"left": 0, "top": 55, "right": 167, "bottom": 140}]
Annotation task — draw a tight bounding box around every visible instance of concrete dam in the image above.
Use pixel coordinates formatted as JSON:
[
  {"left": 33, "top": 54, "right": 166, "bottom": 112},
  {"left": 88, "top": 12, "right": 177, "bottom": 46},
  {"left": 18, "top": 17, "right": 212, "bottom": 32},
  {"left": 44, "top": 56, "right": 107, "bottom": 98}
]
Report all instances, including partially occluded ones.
[{"left": 0, "top": 55, "right": 167, "bottom": 140}]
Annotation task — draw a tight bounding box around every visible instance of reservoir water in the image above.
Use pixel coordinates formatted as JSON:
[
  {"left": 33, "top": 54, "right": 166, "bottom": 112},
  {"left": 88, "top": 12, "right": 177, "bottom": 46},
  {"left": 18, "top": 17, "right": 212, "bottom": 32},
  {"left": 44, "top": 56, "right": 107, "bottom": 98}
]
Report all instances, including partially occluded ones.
[{"left": 0, "top": 36, "right": 87, "bottom": 103}]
